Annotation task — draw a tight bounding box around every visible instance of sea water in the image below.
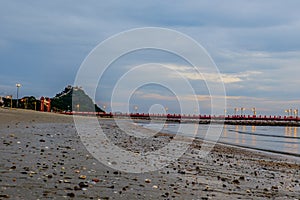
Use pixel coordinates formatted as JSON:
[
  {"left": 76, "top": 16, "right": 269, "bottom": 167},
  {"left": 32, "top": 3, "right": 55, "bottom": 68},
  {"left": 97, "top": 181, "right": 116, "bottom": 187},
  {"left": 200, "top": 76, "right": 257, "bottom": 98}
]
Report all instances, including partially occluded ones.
[{"left": 138, "top": 122, "right": 300, "bottom": 157}]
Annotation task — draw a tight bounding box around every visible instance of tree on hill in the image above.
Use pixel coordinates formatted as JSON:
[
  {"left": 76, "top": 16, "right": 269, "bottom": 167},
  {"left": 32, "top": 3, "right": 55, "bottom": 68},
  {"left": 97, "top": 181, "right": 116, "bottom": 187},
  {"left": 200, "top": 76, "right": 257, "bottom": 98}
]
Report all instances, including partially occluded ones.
[{"left": 51, "top": 85, "right": 104, "bottom": 112}]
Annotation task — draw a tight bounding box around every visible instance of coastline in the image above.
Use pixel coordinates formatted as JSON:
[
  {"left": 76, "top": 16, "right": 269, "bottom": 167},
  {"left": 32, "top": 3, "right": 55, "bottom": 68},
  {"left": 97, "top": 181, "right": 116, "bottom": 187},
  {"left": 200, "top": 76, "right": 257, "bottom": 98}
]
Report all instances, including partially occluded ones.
[{"left": 0, "top": 109, "right": 299, "bottom": 199}]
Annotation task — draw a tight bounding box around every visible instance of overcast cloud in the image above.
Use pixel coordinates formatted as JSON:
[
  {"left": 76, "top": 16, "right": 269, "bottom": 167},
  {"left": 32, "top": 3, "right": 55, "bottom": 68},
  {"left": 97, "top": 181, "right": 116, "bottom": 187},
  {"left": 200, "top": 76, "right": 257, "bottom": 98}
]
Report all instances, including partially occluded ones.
[{"left": 1, "top": 1, "right": 300, "bottom": 115}]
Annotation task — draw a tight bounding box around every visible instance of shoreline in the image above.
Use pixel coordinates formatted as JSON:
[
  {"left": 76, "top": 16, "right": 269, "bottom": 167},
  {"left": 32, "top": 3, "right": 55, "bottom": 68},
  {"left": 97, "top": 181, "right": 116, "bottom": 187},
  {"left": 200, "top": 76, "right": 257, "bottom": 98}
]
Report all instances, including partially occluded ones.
[
  {"left": 136, "top": 119, "right": 300, "bottom": 159},
  {"left": 0, "top": 109, "right": 299, "bottom": 199}
]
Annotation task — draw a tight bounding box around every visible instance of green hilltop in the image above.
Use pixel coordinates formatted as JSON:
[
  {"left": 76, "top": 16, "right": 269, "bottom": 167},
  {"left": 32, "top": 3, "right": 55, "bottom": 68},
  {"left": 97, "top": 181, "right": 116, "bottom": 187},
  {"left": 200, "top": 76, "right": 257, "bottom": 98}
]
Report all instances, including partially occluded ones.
[{"left": 51, "top": 85, "right": 104, "bottom": 112}]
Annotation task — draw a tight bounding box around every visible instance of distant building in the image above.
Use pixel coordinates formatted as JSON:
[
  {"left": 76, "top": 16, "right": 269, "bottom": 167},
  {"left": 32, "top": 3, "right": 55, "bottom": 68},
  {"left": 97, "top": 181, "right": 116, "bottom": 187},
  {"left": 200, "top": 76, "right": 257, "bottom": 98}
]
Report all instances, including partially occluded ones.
[{"left": 0, "top": 97, "right": 3, "bottom": 107}]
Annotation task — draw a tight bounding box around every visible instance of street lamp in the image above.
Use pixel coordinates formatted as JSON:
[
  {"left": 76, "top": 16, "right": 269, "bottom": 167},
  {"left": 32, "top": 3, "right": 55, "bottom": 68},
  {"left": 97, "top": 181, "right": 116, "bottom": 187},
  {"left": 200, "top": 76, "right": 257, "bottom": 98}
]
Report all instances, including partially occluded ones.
[
  {"left": 241, "top": 107, "right": 245, "bottom": 115},
  {"left": 285, "top": 109, "right": 290, "bottom": 116},
  {"left": 294, "top": 109, "right": 298, "bottom": 117},
  {"left": 76, "top": 104, "right": 80, "bottom": 112},
  {"left": 165, "top": 107, "right": 169, "bottom": 114},
  {"left": 134, "top": 105, "right": 138, "bottom": 113},
  {"left": 234, "top": 108, "right": 238, "bottom": 115},
  {"left": 252, "top": 107, "right": 256, "bottom": 115},
  {"left": 16, "top": 83, "right": 21, "bottom": 108}
]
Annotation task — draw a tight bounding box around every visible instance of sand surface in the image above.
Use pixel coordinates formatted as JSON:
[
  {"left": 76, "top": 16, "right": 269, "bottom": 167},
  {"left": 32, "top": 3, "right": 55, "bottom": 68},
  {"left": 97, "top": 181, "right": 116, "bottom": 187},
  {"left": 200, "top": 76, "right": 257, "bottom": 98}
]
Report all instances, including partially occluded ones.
[{"left": 0, "top": 108, "right": 299, "bottom": 199}]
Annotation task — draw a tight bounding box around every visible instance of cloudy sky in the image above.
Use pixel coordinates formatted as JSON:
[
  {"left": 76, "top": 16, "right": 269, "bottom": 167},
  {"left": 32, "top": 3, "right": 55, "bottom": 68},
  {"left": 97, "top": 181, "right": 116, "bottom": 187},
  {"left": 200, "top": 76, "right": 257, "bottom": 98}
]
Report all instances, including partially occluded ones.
[{"left": 1, "top": 1, "right": 300, "bottom": 115}]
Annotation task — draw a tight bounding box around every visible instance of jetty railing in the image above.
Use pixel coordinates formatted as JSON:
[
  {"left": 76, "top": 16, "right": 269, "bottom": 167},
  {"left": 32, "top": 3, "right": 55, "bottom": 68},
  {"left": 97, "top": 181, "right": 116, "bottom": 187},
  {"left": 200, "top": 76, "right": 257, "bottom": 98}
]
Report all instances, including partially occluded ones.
[{"left": 60, "top": 111, "right": 300, "bottom": 122}]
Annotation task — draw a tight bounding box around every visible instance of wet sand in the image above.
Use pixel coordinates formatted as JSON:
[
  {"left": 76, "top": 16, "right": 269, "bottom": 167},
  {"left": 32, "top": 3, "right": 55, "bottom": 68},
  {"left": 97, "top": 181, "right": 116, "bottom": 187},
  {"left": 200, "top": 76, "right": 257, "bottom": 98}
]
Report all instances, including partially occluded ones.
[{"left": 0, "top": 108, "right": 299, "bottom": 199}]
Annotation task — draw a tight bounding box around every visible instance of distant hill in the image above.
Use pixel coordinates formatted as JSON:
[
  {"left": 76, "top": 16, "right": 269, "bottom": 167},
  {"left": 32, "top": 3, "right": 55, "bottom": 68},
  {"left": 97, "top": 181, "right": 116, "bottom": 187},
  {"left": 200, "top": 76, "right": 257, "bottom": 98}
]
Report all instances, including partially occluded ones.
[{"left": 51, "top": 85, "right": 104, "bottom": 112}]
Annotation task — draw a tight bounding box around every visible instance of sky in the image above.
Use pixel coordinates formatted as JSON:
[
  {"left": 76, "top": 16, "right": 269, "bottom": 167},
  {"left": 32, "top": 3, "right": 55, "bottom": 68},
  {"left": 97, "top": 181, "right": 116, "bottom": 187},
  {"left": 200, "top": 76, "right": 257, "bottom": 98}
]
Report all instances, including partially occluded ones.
[{"left": 1, "top": 0, "right": 300, "bottom": 115}]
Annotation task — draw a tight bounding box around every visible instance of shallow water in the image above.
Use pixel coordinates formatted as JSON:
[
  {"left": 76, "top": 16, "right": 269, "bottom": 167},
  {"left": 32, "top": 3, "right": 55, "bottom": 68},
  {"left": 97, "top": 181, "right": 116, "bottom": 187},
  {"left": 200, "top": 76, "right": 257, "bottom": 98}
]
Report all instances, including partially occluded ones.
[{"left": 139, "top": 122, "right": 300, "bottom": 157}]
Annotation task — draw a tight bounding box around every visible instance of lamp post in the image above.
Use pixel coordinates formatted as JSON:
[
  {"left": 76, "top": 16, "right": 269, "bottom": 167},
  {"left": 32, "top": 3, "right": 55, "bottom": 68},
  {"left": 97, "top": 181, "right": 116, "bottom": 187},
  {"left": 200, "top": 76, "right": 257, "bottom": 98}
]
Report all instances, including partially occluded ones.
[
  {"left": 294, "top": 109, "right": 298, "bottom": 117},
  {"left": 16, "top": 83, "right": 21, "bottom": 108},
  {"left": 285, "top": 109, "right": 289, "bottom": 116},
  {"left": 134, "top": 105, "right": 138, "bottom": 113},
  {"left": 252, "top": 107, "right": 256, "bottom": 115},
  {"left": 76, "top": 104, "right": 80, "bottom": 112},
  {"left": 165, "top": 107, "right": 169, "bottom": 114},
  {"left": 234, "top": 108, "right": 238, "bottom": 115},
  {"left": 241, "top": 107, "right": 245, "bottom": 116}
]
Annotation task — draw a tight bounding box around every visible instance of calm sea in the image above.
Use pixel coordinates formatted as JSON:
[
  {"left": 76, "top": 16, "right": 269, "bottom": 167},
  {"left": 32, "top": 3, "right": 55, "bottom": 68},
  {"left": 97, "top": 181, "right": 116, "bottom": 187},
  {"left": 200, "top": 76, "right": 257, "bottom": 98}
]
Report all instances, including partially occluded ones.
[{"left": 139, "top": 122, "right": 300, "bottom": 157}]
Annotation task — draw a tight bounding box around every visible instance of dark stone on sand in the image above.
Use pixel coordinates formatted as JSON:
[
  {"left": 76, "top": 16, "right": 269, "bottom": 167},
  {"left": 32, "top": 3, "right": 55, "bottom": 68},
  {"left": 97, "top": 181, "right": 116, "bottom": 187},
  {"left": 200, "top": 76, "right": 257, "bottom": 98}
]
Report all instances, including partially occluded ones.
[
  {"left": 271, "top": 185, "right": 279, "bottom": 190},
  {"left": 23, "top": 167, "right": 30, "bottom": 171},
  {"left": 78, "top": 182, "right": 88, "bottom": 188},
  {"left": 221, "top": 177, "right": 226, "bottom": 181},
  {"left": 74, "top": 186, "right": 81, "bottom": 191},
  {"left": 67, "top": 192, "right": 75, "bottom": 197},
  {"left": 107, "top": 185, "right": 115, "bottom": 189},
  {"left": 122, "top": 186, "right": 129, "bottom": 191}
]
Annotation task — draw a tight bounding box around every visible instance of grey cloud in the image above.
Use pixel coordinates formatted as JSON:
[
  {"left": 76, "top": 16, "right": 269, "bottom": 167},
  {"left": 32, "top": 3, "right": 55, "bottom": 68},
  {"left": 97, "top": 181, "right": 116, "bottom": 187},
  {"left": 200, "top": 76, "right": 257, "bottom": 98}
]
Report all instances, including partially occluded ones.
[{"left": 1, "top": 1, "right": 300, "bottom": 115}]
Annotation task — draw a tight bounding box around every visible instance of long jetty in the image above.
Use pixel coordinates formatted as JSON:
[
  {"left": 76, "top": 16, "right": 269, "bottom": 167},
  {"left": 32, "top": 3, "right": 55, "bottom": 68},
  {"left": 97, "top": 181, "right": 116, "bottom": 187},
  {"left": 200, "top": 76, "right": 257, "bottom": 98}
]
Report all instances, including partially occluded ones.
[{"left": 60, "top": 111, "right": 300, "bottom": 126}]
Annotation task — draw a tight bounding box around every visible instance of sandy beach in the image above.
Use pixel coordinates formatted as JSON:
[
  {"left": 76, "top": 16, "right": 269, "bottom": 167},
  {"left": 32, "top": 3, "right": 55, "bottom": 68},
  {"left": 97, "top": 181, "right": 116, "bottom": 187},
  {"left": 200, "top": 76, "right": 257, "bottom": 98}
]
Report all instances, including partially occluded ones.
[{"left": 0, "top": 108, "right": 299, "bottom": 199}]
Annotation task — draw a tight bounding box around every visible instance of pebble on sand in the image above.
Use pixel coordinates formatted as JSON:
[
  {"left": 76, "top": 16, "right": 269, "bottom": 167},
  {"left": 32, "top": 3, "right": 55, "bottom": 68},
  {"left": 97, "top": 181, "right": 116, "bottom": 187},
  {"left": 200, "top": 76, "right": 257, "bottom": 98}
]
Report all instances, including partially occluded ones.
[
  {"left": 79, "top": 175, "right": 87, "bottom": 179},
  {"left": 145, "top": 179, "right": 151, "bottom": 183}
]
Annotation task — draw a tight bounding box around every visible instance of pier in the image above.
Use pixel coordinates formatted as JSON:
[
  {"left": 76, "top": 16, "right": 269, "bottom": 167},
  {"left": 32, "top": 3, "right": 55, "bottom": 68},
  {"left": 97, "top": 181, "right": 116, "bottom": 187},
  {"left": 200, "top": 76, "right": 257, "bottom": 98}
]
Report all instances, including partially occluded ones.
[{"left": 60, "top": 111, "right": 300, "bottom": 126}]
